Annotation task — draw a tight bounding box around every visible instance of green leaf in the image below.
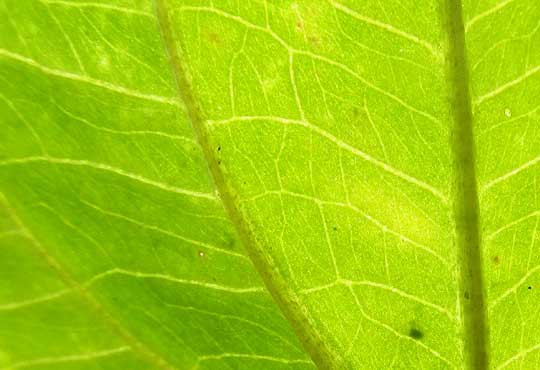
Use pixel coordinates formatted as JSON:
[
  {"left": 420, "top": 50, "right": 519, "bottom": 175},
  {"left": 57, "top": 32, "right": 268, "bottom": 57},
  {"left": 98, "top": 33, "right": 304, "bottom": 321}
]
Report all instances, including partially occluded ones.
[{"left": 1, "top": 0, "right": 539, "bottom": 370}]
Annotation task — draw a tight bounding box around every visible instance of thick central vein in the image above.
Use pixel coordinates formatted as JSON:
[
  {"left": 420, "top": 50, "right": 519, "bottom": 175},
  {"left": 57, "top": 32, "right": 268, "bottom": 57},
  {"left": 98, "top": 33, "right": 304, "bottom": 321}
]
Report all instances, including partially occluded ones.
[
  {"left": 152, "top": 1, "right": 340, "bottom": 369},
  {"left": 443, "top": 0, "right": 488, "bottom": 369}
]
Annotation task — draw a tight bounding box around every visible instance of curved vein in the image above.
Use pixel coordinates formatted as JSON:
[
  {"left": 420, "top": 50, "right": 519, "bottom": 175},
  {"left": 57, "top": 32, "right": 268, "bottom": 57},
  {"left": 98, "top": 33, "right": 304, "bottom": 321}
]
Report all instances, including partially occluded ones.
[
  {"left": 486, "top": 210, "right": 540, "bottom": 240},
  {"left": 0, "top": 49, "right": 178, "bottom": 106},
  {"left": 489, "top": 265, "right": 540, "bottom": 311},
  {"left": 329, "top": 0, "right": 442, "bottom": 58},
  {"left": 475, "top": 66, "right": 540, "bottom": 105},
  {"left": 495, "top": 343, "right": 540, "bottom": 370},
  {"left": 2, "top": 346, "right": 130, "bottom": 370},
  {"left": 0, "top": 156, "right": 216, "bottom": 200},
  {"left": 242, "top": 189, "right": 450, "bottom": 267},
  {"left": 79, "top": 199, "right": 248, "bottom": 259},
  {"left": 208, "top": 116, "right": 447, "bottom": 203},
  {"left": 38, "top": 0, "right": 153, "bottom": 17},
  {"left": 482, "top": 156, "right": 540, "bottom": 192},
  {"left": 88, "top": 268, "right": 265, "bottom": 294},
  {"left": 465, "top": 0, "right": 517, "bottom": 32}
]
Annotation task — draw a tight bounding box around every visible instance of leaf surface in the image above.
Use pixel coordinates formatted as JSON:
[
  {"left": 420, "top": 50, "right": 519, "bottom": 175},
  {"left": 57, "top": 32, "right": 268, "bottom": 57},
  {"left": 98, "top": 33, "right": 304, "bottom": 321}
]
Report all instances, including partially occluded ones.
[{"left": 0, "top": 0, "right": 539, "bottom": 370}]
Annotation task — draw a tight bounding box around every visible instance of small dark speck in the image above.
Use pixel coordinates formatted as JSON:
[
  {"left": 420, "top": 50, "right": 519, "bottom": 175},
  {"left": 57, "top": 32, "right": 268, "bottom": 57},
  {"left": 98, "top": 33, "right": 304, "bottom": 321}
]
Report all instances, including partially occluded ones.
[
  {"left": 493, "top": 255, "right": 500, "bottom": 264},
  {"left": 217, "top": 160, "right": 221, "bottom": 165},
  {"left": 333, "top": 226, "right": 338, "bottom": 231},
  {"left": 408, "top": 328, "right": 423, "bottom": 340},
  {"left": 308, "top": 35, "right": 320, "bottom": 47},
  {"left": 217, "top": 146, "right": 221, "bottom": 151},
  {"left": 223, "top": 233, "right": 236, "bottom": 250},
  {"left": 464, "top": 291, "right": 470, "bottom": 299},
  {"left": 528, "top": 286, "right": 532, "bottom": 290}
]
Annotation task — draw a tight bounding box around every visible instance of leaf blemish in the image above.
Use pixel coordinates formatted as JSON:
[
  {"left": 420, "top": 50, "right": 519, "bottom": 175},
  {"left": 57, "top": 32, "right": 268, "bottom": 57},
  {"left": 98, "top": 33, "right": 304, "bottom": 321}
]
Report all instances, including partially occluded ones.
[
  {"left": 207, "top": 32, "right": 221, "bottom": 46},
  {"left": 408, "top": 327, "right": 424, "bottom": 340}
]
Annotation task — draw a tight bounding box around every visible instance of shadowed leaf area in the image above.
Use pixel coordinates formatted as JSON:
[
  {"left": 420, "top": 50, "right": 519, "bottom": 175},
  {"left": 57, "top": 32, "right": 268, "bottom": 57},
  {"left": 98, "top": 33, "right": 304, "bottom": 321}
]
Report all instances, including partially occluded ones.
[{"left": 1, "top": 0, "right": 539, "bottom": 369}]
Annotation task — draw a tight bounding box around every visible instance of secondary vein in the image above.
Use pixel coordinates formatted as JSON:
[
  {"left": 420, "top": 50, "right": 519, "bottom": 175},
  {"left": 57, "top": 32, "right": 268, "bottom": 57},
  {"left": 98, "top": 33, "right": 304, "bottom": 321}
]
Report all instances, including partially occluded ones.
[
  {"left": 152, "top": 1, "right": 341, "bottom": 369},
  {"left": 0, "top": 194, "right": 178, "bottom": 370}
]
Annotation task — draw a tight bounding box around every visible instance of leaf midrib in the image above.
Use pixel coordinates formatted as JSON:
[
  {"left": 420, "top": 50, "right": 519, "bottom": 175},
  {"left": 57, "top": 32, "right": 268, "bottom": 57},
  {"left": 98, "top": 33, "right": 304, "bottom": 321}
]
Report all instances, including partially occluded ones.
[
  {"left": 154, "top": 1, "right": 488, "bottom": 369},
  {"left": 443, "top": 0, "right": 488, "bottom": 369}
]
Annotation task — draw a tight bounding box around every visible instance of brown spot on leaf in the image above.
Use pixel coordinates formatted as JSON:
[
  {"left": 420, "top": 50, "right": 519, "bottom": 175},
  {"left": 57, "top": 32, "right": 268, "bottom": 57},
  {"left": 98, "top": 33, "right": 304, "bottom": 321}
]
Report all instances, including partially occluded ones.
[
  {"left": 207, "top": 32, "right": 221, "bottom": 46},
  {"left": 308, "top": 35, "right": 320, "bottom": 47}
]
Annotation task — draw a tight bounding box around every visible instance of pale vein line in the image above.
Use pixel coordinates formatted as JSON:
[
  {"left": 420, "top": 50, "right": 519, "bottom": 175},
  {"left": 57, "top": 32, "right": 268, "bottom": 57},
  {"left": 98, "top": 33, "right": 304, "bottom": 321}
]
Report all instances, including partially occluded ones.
[
  {"left": 89, "top": 268, "right": 265, "bottom": 294},
  {"left": 54, "top": 103, "right": 195, "bottom": 143},
  {"left": 38, "top": 0, "right": 153, "bottom": 17},
  {"left": 480, "top": 104, "right": 540, "bottom": 135},
  {"left": 495, "top": 343, "right": 540, "bottom": 370},
  {"left": 342, "top": 279, "right": 454, "bottom": 321},
  {"left": 45, "top": 4, "right": 86, "bottom": 73},
  {"left": 242, "top": 189, "right": 450, "bottom": 267},
  {"left": 0, "top": 288, "right": 70, "bottom": 311},
  {"left": 176, "top": 6, "right": 290, "bottom": 49},
  {"left": 0, "top": 93, "right": 47, "bottom": 154},
  {"left": 486, "top": 210, "right": 540, "bottom": 241},
  {"left": 207, "top": 116, "right": 447, "bottom": 203},
  {"left": 0, "top": 49, "right": 179, "bottom": 106},
  {"left": 0, "top": 156, "right": 216, "bottom": 200},
  {"left": 489, "top": 265, "right": 540, "bottom": 310},
  {"left": 359, "top": 210, "right": 449, "bottom": 266},
  {"left": 482, "top": 156, "right": 540, "bottom": 192},
  {"left": 347, "top": 286, "right": 454, "bottom": 368},
  {"left": 80, "top": 199, "right": 247, "bottom": 259},
  {"left": 298, "top": 281, "right": 339, "bottom": 295},
  {"left": 0, "top": 230, "right": 24, "bottom": 239},
  {"left": 333, "top": 5, "right": 437, "bottom": 76},
  {"left": 330, "top": 0, "right": 441, "bottom": 58},
  {"left": 165, "top": 303, "right": 300, "bottom": 351},
  {"left": 196, "top": 353, "right": 311, "bottom": 364},
  {"left": 2, "top": 346, "right": 130, "bottom": 370},
  {"left": 177, "top": 6, "right": 440, "bottom": 125},
  {"left": 475, "top": 66, "right": 540, "bottom": 105},
  {"left": 295, "top": 49, "right": 442, "bottom": 125},
  {"left": 299, "top": 279, "right": 454, "bottom": 321},
  {"left": 465, "top": 0, "right": 516, "bottom": 31},
  {"left": 318, "top": 204, "right": 340, "bottom": 278},
  {"left": 0, "top": 265, "right": 264, "bottom": 312}
]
